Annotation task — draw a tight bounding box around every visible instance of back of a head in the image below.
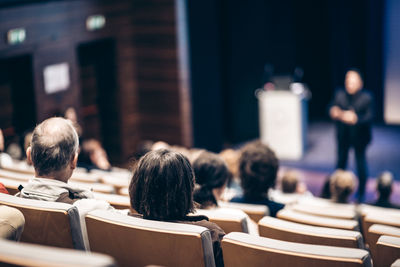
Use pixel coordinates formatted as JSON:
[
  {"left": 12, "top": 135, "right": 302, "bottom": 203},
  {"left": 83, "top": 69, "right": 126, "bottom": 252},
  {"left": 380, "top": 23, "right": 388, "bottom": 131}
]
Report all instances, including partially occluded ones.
[
  {"left": 281, "top": 170, "right": 299, "bottom": 193},
  {"left": 377, "top": 171, "right": 394, "bottom": 200},
  {"left": 330, "top": 170, "right": 355, "bottom": 203},
  {"left": 192, "top": 151, "right": 232, "bottom": 207},
  {"left": 30, "top": 117, "right": 79, "bottom": 176},
  {"left": 239, "top": 141, "right": 279, "bottom": 198},
  {"left": 129, "top": 149, "right": 195, "bottom": 220}
]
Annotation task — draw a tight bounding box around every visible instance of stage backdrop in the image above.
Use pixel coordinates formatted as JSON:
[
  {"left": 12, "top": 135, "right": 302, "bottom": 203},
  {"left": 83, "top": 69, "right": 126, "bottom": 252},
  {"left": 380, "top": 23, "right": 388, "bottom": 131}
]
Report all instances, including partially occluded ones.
[{"left": 384, "top": 0, "right": 400, "bottom": 124}]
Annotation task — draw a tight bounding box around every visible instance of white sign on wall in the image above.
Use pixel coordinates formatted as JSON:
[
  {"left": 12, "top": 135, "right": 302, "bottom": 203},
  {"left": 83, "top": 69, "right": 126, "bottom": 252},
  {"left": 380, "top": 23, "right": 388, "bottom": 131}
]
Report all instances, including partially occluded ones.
[{"left": 43, "top": 63, "right": 70, "bottom": 94}]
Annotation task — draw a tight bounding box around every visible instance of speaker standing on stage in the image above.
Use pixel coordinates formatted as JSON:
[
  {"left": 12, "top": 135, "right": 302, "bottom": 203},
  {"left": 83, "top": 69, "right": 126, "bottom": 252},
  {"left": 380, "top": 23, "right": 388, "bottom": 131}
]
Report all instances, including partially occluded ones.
[{"left": 329, "top": 69, "right": 373, "bottom": 202}]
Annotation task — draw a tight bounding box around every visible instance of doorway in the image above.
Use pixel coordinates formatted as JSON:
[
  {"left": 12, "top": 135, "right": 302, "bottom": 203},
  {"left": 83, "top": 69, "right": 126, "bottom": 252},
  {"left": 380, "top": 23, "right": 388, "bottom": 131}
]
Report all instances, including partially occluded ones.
[
  {"left": 0, "top": 54, "right": 36, "bottom": 149},
  {"left": 77, "top": 39, "right": 121, "bottom": 162}
]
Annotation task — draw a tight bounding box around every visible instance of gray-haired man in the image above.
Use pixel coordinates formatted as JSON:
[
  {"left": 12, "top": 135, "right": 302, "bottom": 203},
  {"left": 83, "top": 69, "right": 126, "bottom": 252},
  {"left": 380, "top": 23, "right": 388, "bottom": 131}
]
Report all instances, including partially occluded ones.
[{"left": 18, "top": 117, "right": 123, "bottom": 248}]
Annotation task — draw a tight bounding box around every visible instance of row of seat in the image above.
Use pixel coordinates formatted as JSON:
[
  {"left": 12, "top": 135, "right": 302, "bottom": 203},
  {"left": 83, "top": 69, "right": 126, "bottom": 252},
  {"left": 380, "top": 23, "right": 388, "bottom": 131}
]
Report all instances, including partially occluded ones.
[
  {"left": 3, "top": 191, "right": 400, "bottom": 266},
  {"left": 0, "top": 194, "right": 371, "bottom": 267},
  {"left": 2, "top": 163, "right": 400, "bottom": 266}
]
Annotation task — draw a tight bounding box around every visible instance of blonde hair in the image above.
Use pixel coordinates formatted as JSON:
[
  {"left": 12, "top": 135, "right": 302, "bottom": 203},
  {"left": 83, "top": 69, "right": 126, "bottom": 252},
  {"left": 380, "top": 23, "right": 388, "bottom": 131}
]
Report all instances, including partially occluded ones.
[
  {"left": 281, "top": 170, "right": 299, "bottom": 193},
  {"left": 330, "top": 169, "right": 355, "bottom": 203}
]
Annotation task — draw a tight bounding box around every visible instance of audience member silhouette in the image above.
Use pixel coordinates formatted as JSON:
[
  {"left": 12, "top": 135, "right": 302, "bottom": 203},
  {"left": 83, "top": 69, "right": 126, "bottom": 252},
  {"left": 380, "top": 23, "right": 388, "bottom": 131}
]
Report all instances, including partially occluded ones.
[
  {"left": 373, "top": 171, "right": 400, "bottom": 209},
  {"left": 281, "top": 170, "right": 299, "bottom": 193},
  {"left": 330, "top": 169, "right": 355, "bottom": 204},
  {"left": 230, "top": 141, "right": 284, "bottom": 217},
  {"left": 192, "top": 151, "right": 232, "bottom": 209},
  {"left": 18, "top": 117, "right": 118, "bottom": 213}
]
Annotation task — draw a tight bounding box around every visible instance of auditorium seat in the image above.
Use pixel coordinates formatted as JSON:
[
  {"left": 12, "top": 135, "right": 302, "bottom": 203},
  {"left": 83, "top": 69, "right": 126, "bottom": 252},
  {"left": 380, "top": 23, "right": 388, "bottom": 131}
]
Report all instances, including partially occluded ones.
[
  {"left": 368, "top": 224, "right": 400, "bottom": 263},
  {"left": 118, "top": 187, "right": 129, "bottom": 196},
  {"left": 0, "top": 169, "right": 31, "bottom": 181},
  {"left": 194, "top": 208, "right": 249, "bottom": 234},
  {"left": 0, "top": 193, "right": 85, "bottom": 250},
  {"left": 0, "top": 205, "right": 25, "bottom": 241},
  {"left": 358, "top": 204, "right": 400, "bottom": 217},
  {"left": 258, "top": 216, "right": 364, "bottom": 248},
  {"left": 363, "top": 213, "right": 400, "bottom": 248},
  {"left": 298, "top": 197, "right": 356, "bottom": 210},
  {"left": 1, "top": 162, "right": 100, "bottom": 184},
  {"left": 277, "top": 209, "right": 359, "bottom": 230},
  {"left": 221, "top": 232, "right": 371, "bottom": 267},
  {"left": 0, "top": 177, "right": 25, "bottom": 195},
  {"left": 85, "top": 209, "right": 215, "bottom": 267},
  {"left": 218, "top": 201, "right": 269, "bottom": 223},
  {"left": 0, "top": 239, "right": 116, "bottom": 267},
  {"left": 289, "top": 203, "right": 358, "bottom": 220},
  {"left": 358, "top": 204, "right": 400, "bottom": 242},
  {"left": 69, "top": 181, "right": 115, "bottom": 194},
  {"left": 1, "top": 162, "right": 35, "bottom": 175},
  {"left": 391, "top": 259, "right": 400, "bottom": 267},
  {"left": 92, "top": 192, "right": 131, "bottom": 210},
  {"left": 69, "top": 172, "right": 101, "bottom": 183},
  {"left": 376, "top": 235, "right": 400, "bottom": 267},
  {"left": 99, "top": 176, "right": 129, "bottom": 192}
]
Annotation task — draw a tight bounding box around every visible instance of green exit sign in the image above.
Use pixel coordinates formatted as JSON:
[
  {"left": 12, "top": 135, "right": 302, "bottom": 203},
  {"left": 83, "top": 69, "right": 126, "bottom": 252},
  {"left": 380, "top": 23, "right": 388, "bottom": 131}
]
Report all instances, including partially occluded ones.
[
  {"left": 7, "top": 28, "right": 26, "bottom": 45},
  {"left": 86, "top": 15, "right": 106, "bottom": 31}
]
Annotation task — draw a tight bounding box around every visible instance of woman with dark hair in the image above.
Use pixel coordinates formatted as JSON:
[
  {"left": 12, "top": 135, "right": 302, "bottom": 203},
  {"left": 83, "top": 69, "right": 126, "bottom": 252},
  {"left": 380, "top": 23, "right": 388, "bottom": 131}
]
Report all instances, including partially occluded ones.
[
  {"left": 193, "top": 151, "right": 232, "bottom": 209},
  {"left": 231, "top": 141, "right": 284, "bottom": 217},
  {"left": 129, "top": 149, "right": 225, "bottom": 266},
  {"left": 193, "top": 151, "right": 259, "bottom": 235}
]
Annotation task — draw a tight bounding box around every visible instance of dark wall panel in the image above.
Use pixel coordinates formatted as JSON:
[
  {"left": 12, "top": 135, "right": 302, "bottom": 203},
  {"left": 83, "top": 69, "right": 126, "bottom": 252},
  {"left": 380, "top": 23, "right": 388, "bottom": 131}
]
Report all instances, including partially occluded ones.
[{"left": 0, "top": 0, "right": 191, "bottom": 163}]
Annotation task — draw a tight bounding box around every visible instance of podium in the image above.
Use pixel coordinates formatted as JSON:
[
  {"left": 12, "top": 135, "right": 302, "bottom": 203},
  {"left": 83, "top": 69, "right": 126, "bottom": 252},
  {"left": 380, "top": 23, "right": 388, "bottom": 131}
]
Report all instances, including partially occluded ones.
[{"left": 257, "top": 89, "right": 308, "bottom": 160}]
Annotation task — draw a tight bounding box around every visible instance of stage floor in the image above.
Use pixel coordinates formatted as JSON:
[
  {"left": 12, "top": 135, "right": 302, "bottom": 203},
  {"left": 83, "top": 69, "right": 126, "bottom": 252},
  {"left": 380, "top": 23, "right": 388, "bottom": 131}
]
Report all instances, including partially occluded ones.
[{"left": 280, "top": 122, "right": 400, "bottom": 204}]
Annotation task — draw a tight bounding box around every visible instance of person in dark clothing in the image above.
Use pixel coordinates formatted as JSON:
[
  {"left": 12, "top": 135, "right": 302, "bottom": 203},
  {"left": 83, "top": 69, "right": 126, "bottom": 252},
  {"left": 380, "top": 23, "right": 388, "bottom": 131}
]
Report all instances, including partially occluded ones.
[
  {"left": 192, "top": 151, "right": 232, "bottom": 209},
  {"left": 373, "top": 171, "right": 400, "bottom": 209},
  {"left": 329, "top": 68, "right": 373, "bottom": 202},
  {"left": 129, "top": 149, "right": 225, "bottom": 267},
  {"left": 230, "top": 141, "right": 284, "bottom": 217}
]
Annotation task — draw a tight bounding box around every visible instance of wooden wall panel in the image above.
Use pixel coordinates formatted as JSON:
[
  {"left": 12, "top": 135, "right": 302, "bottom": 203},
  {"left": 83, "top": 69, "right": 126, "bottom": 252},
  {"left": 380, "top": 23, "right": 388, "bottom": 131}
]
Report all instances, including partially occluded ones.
[{"left": 0, "top": 0, "right": 192, "bottom": 163}]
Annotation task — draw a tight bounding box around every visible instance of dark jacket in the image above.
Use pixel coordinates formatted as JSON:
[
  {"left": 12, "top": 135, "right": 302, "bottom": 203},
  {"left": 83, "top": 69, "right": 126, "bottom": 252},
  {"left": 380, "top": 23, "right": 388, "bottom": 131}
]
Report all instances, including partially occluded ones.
[
  {"left": 331, "top": 88, "right": 373, "bottom": 147},
  {"left": 230, "top": 195, "right": 285, "bottom": 217}
]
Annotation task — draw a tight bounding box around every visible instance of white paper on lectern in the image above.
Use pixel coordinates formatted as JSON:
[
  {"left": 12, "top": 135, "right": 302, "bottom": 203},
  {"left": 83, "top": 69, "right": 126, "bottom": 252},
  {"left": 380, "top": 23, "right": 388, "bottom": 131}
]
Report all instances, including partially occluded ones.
[
  {"left": 258, "top": 90, "right": 304, "bottom": 160},
  {"left": 43, "top": 63, "right": 70, "bottom": 94}
]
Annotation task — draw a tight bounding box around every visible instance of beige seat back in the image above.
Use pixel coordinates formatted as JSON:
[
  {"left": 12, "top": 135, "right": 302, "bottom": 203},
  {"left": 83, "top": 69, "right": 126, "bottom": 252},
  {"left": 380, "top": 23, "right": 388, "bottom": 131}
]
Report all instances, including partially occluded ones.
[
  {"left": 69, "top": 181, "right": 115, "bottom": 194},
  {"left": 298, "top": 197, "right": 356, "bottom": 210},
  {"left": 259, "top": 216, "right": 363, "bottom": 248},
  {"left": 0, "top": 177, "right": 26, "bottom": 195},
  {"left": 290, "top": 203, "right": 357, "bottom": 220},
  {"left": 0, "top": 193, "right": 84, "bottom": 249},
  {"left": 0, "top": 169, "right": 31, "bottom": 181},
  {"left": 1, "top": 162, "right": 35, "bottom": 175},
  {"left": 0, "top": 239, "right": 116, "bottom": 267},
  {"left": 277, "top": 209, "right": 359, "bottom": 230},
  {"left": 363, "top": 213, "right": 400, "bottom": 248},
  {"left": 92, "top": 192, "right": 131, "bottom": 210},
  {"left": 376, "top": 235, "right": 400, "bottom": 267},
  {"left": 222, "top": 232, "right": 371, "bottom": 267},
  {"left": 194, "top": 208, "right": 249, "bottom": 233},
  {"left": 358, "top": 204, "right": 400, "bottom": 241},
  {"left": 368, "top": 224, "right": 400, "bottom": 263},
  {"left": 391, "top": 259, "right": 400, "bottom": 267},
  {"left": 218, "top": 201, "right": 269, "bottom": 223},
  {"left": 99, "top": 175, "right": 129, "bottom": 191},
  {"left": 85, "top": 209, "right": 215, "bottom": 267}
]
